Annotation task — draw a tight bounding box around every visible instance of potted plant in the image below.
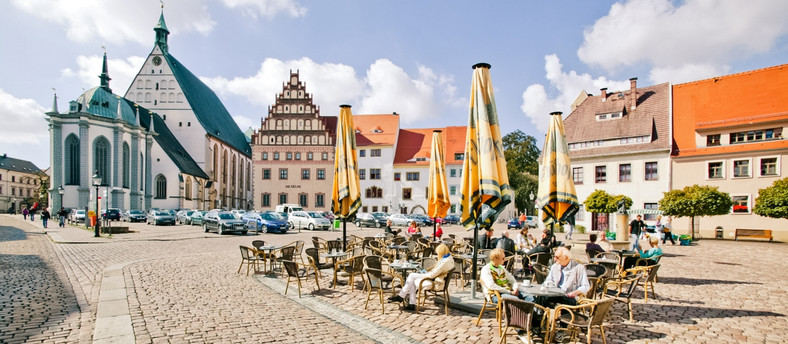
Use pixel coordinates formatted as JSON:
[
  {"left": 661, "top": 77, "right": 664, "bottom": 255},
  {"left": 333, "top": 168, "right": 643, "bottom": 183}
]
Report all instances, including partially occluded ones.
[{"left": 679, "top": 234, "right": 692, "bottom": 246}]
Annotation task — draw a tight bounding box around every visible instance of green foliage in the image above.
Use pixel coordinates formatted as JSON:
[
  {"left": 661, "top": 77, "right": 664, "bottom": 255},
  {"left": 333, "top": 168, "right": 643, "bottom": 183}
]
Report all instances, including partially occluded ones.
[
  {"left": 575, "top": 225, "right": 586, "bottom": 234},
  {"left": 584, "top": 190, "right": 615, "bottom": 213},
  {"left": 502, "top": 130, "right": 541, "bottom": 215},
  {"left": 36, "top": 173, "right": 50, "bottom": 208},
  {"left": 658, "top": 184, "right": 733, "bottom": 218},
  {"left": 611, "top": 194, "right": 633, "bottom": 211},
  {"left": 510, "top": 172, "right": 538, "bottom": 215},
  {"left": 753, "top": 177, "right": 788, "bottom": 219}
]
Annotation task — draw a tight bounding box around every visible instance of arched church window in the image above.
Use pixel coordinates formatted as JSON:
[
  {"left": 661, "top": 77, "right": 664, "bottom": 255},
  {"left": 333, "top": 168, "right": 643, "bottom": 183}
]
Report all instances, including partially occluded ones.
[
  {"left": 65, "top": 134, "right": 80, "bottom": 185},
  {"left": 93, "top": 136, "right": 110, "bottom": 186},
  {"left": 155, "top": 174, "right": 167, "bottom": 199},
  {"left": 122, "top": 142, "right": 130, "bottom": 188},
  {"left": 185, "top": 177, "right": 192, "bottom": 200}
]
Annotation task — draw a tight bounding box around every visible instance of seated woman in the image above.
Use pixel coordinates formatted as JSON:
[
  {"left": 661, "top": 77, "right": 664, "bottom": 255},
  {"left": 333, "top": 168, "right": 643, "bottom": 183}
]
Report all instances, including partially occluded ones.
[
  {"left": 515, "top": 227, "right": 533, "bottom": 252},
  {"left": 585, "top": 233, "right": 606, "bottom": 256},
  {"left": 623, "top": 235, "right": 662, "bottom": 270},
  {"left": 405, "top": 221, "right": 421, "bottom": 238},
  {"left": 388, "top": 243, "right": 454, "bottom": 310},
  {"left": 480, "top": 248, "right": 530, "bottom": 302}
]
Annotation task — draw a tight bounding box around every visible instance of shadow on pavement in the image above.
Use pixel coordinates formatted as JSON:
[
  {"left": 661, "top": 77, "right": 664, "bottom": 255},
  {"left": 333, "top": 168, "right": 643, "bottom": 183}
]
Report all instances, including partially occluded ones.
[
  {"left": 636, "top": 303, "right": 784, "bottom": 324},
  {"left": 0, "top": 226, "right": 27, "bottom": 242},
  {"left": 658, "top": 276, "right": 760, "bottom": 286}
]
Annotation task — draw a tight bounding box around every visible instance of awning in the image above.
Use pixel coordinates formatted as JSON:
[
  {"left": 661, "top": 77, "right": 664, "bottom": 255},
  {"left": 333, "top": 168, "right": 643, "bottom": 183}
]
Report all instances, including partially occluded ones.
[{"left": 626, "top": 209, "right": 663, "bottom": 215}]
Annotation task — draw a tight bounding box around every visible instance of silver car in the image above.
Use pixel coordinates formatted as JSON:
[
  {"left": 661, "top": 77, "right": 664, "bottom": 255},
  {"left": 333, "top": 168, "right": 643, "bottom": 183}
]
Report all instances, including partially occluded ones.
[
  {"left": 203, "top": 211, "right": 247, "bottom": 235},
  {"left": 388, "top": 213, "right": 411, "bottom": 227},
  {"left": 288, "top": 211, "right": 331, "bottom": 231},
  {"left": 147, "top": 210, "right": 176, "bottom": 226}
]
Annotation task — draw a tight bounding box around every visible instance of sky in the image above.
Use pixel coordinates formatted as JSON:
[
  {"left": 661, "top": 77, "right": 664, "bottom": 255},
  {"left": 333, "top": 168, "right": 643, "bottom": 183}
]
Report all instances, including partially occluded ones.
[{"left": 1, "top": 0, "right": 787, "bottom": 170}]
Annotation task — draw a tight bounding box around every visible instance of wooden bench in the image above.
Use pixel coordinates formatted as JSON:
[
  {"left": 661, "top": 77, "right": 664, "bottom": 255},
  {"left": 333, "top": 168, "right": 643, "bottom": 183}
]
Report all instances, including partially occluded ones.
[{"left": 734, "top": 229, "right": 773, "bottom": 242}]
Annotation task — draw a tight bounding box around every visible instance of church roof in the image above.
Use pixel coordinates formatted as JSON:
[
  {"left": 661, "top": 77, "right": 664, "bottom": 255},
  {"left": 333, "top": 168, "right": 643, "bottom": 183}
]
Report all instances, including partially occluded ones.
[
  {"left": 130, "top": 99, "right": 209, "bottom": 180},
  {"left": 76, "top": 86, "right": 137, "bottom": 123},
  {"left": 162, "top": 52, "right": 252, "bottom": 157},
  {"left": 0, "top": 155, "right": 42, "bottom": 174}
]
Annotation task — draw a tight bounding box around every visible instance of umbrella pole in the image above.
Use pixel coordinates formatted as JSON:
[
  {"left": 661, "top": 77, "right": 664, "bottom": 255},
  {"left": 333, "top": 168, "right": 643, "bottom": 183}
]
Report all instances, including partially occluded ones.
[
  {"left": 433, "top": 218, "right": 437, "bottom": 239},
  {"left": 471, "top": 220, "right": 479, "bottom": 299},
  {"left": 342, "top": 218, "right": 347, "bottom": 252}
]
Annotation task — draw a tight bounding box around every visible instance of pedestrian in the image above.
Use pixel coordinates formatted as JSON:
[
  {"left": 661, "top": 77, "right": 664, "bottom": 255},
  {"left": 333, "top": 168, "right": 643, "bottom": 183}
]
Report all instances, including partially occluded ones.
[
  {"left": 22, "top": 207, "right": 29, "bottom": 220},
  {"left": 57, "top": 207, "right": 68, "bottom": 228},
  {"left": 565, "top": 223, "right": 575, "bottom": 241},
  {"left": 629, "top": 215, "right": 645, "bottom": 251},
  {"left": 662, "top": 216, "right": 676, "bottom": 245},
  {"left": 41, "top": 208, "right": 51, "bottom": 228},
  {"left": 30, "top": 208, "right": 36, "bottom": 221}
]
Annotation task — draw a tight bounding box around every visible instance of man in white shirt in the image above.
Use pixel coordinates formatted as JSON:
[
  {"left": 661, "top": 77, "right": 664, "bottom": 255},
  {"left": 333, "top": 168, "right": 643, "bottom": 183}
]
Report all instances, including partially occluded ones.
[{"left": 539, "top": 247, "right": 591, "bottom": 306}]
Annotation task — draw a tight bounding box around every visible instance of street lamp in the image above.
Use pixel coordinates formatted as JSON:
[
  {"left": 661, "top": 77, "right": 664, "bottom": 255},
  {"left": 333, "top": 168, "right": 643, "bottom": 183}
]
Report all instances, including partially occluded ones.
[
  {"left": 58, "top": 185, "right": 64, "bottom": 208},
  {"left": 92, "top": 171, "right": 101, "bottom": 237},
  {"left": 529, "top": 192, "right": 535, "bottom": 216}
]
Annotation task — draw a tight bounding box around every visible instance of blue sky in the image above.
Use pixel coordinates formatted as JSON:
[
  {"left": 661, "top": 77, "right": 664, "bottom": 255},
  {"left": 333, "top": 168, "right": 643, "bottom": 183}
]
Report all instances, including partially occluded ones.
[{"left": 1, "top": 0, "right": 787, "bottom": 170}]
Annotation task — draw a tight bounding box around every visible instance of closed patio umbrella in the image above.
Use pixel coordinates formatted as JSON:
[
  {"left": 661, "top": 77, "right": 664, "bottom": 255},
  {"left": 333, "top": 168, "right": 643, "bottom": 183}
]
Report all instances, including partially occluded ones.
[
  {"left": 427, "top": 130, "right": 451, "bottom": 238},
  {"left": 537, "top": 111, "right": 579, "bottom": 236},
  {"left": 331, "top": 104, "right": 362, "bottom": 251},
  {"left": 459, "top": 63, "right": 513, "bottom": 297}
]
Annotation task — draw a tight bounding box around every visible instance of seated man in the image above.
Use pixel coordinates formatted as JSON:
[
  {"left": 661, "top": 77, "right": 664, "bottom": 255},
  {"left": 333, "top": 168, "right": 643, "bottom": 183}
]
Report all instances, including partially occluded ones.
[
  {"left": 480, "top": 248, "right": 529, "bottom": 301},
  {"left": 388, "top": 244, "right": 454, "bottom": 310},
  {"left": 585, "top": 233, "right": 606, "bottom": 257},
  {"left": 496, "top": 230, "right": 516, "bottom": 256},
  {"left": 535, "top": 247, "right": 590, "bottom": 307}
]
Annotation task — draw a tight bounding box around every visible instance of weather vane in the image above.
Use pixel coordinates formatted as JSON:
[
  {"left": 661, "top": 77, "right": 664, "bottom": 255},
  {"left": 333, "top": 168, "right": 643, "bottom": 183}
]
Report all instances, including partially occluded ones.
[{"left": 161, "top": 0, "right": 164, "bottom": 9}]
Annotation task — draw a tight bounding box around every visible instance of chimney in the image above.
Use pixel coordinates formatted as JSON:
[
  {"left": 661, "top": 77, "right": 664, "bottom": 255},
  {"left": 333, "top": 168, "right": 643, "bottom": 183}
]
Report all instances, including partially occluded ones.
[
  {"left": 600, "top": 88, "right": 608, "bottom": 101},
  {"left": 629, "top": 77, "right": 638, "bottom": 110}
]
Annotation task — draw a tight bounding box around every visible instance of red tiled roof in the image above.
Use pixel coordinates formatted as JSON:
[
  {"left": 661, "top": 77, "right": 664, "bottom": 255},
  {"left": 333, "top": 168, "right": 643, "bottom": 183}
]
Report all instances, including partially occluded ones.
[
  {"left": 393, "top": 126, "right": 467, "bottom": 166},
  {"left": 351, "top": 114, "right": 399, "bottom": 146}
]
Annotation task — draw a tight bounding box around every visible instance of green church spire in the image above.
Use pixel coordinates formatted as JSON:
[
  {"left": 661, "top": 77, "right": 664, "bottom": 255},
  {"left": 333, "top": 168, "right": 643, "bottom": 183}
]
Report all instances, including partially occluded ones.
[
  {"left": 99, "top": 52, "right": 112, "bottom": 93},
  {"left": 154, "top": 7, "right": 170, "bottom": 54}
]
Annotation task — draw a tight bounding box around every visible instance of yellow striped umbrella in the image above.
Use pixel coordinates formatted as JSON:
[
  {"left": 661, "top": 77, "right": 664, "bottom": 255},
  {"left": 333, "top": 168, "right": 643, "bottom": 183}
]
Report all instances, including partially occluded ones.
[
  {"left": 537, "top": 111, "right": 579, "bottom": 230},
  {"left": 331, "top": 104, "right": 361, "bottom": 250},
  {"left": 427, "top": 130, "right": 451, "bottom": 238}
]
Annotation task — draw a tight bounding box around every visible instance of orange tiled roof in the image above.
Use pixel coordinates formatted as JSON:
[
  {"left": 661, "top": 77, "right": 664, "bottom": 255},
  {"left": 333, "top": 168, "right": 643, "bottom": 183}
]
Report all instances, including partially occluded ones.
[
  {"left": 351, "top": 114, "right": 399, "bottom": 146},
  {"left": 393, "top": 126, "right": 467, "bottom": 166},
  {"left": 673, "top": 63, "right": 788, "bottom": 157}
]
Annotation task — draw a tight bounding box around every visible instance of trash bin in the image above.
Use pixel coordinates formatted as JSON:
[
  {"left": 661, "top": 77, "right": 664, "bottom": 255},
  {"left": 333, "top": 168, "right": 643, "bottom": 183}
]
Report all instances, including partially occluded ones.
[
  {"left": 715, "top": 226, "right": 724, "bottom": 239},
  {"left": 333, "top": 220, "right": 340, "bottom": 229}
]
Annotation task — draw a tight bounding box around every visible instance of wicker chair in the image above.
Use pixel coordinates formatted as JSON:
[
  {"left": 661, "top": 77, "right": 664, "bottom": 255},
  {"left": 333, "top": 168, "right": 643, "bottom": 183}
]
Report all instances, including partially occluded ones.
[
  {"left": 333, "top": 255, "right": 366, "bottom": 291},
  {"left": 417, "top": 257, "right": 437, "bottom": 271},
  {"left": 549, "top": 297, "right": 615, "bottom": 344},
  {"left": 584, "top": 264, "right": 610, "bottom": 300},
  {"left": 282, "top": 259, "right": 320, "bottom": 298},
  {"left": 475, "top": 287, "right": 504, "bottom": 335},
  {"left": 274, "top": 246, "right": 296, "bottom": 276},
  {"left": 363, "top": 266, "right": 401, "bottom": 314},
  {"left": 416, "top": 271, "right": 454, "bottom": 315},
  {"left": 498, "top": 298, "right": 549, "bottom": 344},
  {"left": 238, "top": 246, "right": 262, "bottom": 276},
  {"left": 304, "top": 247, "right": 333, "bottom": 278},
  {"left": 326, "top": 240, "right": 343, "bottom": 253},
  {"left": 531, "top": 263, "right": 549, "bottom": 284},
  {"left": 603, "top": 269, "right": 644, "bottom": 322},
  {"left": 311, "top": 236, "right": 327, "bottom": 253},
  {"left": 633, "top": 264, "right": 660, "bottom": 302}
]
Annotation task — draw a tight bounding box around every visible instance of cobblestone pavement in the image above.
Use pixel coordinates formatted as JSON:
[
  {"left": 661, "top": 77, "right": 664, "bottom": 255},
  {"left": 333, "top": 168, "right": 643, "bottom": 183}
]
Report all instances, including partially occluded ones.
[{"left": 2, "top": 214, "right": 787, "bottom": 343}]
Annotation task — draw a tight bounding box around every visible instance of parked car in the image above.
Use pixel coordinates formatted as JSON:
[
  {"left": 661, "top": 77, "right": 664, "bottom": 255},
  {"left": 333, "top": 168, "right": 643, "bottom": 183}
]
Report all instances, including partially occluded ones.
[
  {"left": 388, "top": 213, "right": 411, "bottom": 227},
  {"left": 231, "top": 209, "right": 247, "bottom": 220},
  {"left": 122, "top": 210, "right": 147, "bottom": 222},
  {"left": 241, "top": 211, "right": 289, "bottom": 234},
  {"left": 442, "top": 214, "right": 461, "bottom": 225},
  {"left": 524, "top": 216, "right": 539, "bottom": 228},
  {"left": 101, "top": 208, "right": 122, "bottom": 221},
  {"left": 371, "top": 212, "right": 389, "bottom": 226},
  {"left": 354, "top": 212, "right": 386, "bottom": 228},
  {"left": 316, "top": 211, "right": 335, "bottom": 221},
  {"left": 147, "top": 210, "right": 176, "bottom": 226},
  {"left": 288, "top": 211, "right": 331, "bottom": 231},
  {"left": 203, "top": 210, "right": 247, "bottom": 235},
  {"left": 409, "top": 214, "right": 433, "bottom": 227},
  {"left": 190, "top": 211, "right": 206, "bottom": 226},
  {"left": 176, "top": 210, "right": 195, "bottom": 225},
  {"left": 69, "top": 209, "right": 86, "bottom": 223},
  {"left": 507, "top": 218, "right": 522, "bottom": 229}
]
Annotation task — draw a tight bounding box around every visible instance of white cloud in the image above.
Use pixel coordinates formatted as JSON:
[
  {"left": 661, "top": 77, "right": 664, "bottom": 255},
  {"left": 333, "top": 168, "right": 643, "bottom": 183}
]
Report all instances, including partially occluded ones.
[
  {"left": 11, "top": 0, "right": 215, "bottom": 46},
  {"left": 232, "top": 115, "right": 257, "bottom": 132},
  {"left": 202, "top": 57, "right": 462, "bottom": 122},
  {"left": 220, "top": 0, "right": 307, "bottom": 19},
  {"left": 61, "top": 55, "right": 145, "bottom": 94},
  {"left": 578, "top": 0, "right": 788, "bottom": 83},
  {"left": 0, "top": 89, "right": 48, "bottom": 145},
  {"left": 521, "top": 55, "right": 630, "bottom": 132}
]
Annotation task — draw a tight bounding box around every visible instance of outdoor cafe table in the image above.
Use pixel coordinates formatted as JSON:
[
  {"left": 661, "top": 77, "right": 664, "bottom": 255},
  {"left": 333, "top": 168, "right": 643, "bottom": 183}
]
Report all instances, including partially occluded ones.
[
  {"left": 256, "top": 245, "right": 282, "bottom": 274},
  {"left": 322, "top": 251, "right": 350, "bottom": 287},
  {"left": 590, "top": 257, "right": 621, "bottom": 277},
  {"left": 389, "top": 261, "right": 421, "bottom": 280},
  {"left": 388, "top": 244, "right": 409, "bottom": 259},
  {"left": 518, "top": 283, "right": 568, "bottom": 340}
]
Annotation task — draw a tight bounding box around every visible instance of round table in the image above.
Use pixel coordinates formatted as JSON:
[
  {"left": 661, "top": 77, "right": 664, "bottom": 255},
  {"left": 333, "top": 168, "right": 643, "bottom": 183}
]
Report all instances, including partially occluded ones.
[
  {"left": 389, "top": 261, "right": 421, "bottom": 280},
  {"left": 388, "top": 244, "right": 409, "bottom": 259},
  {"left": 257, "top": 245, "right": 282, "bottom": 273},
  {"left": 518, "top": 283, "right": 566, "bottom": 297}
]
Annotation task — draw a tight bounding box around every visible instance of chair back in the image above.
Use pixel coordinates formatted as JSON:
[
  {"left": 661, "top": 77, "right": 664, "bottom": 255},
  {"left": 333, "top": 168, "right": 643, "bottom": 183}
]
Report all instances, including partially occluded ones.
[
  {"left": 501, "top": 298, "right": 537, "bottom": 331},
  {"left": 404, "top": 241, "right": 418, "bottom": 253},
  {"left": 418, "top": 257, "right": 437, "bottom": 270},
  {"left": 442, "top": 238, "right": 455, "bottom": 246},
  {"left": 282, "top": 260, "right": 299, "bottom": 277},
  {"left": 503, "top": 255, "right": 516, "bottom": 271},
  {"left": 327, "top": 240, "right": 343, "bottom": 253},
  {"left": 252, "top": 240, "right": 265, "bottom": 250},
  {"left": 417, "top": 237, "right": 430, "bottom": 246},
  {"left": 529, "top": 252, "right": 551, "bottom": 266},
  {"left": 350, "top": 255, "right": 366, "bottom": 273},
  {"left": 305, "top": 247, "right": 321, "bottom": 264},
  {"left": 586, "top": 249, "right": 604, "bottom": 261},
  {"left": 240, "top": 245, "right": 253, "bottom": 259},
  {"left": 279, "top": 246, "right": 296, "bottom": 260},
  {"left": 421, "top": 245, "right": 434, "bottom": 258},
  {"left": 311, "top": 237, "right": 322, "bottom": 249},
  {"left": 364, "top": 268, "right": 383, "bottom": 289},
  {"left": 597, "top": 251, "right": 620, "bottom": 260},
  {"left": 441, "top": 271, "right": 454, "bottom": 292},
  {"left": 293, "top": 240, "right": 304, "bottom": 256},
  {"left": 589, "top": 298, "right": 615, "bottom": 326},
  {"left": 350, "top": 247, "right": 365, "bottom": 257},
  {"left": 364, "top": 255, "right": 383, "bottom": 270},
  {"left": 620, "top": 270, "right": 644, "bottom": 297},
  {"left": 585, "top": 264, "right": 608, "bottom": 278},
  {"left": 531, "top": 263, "right": 549, "bottom": 284},
  {"left": 393, "top": 236, "right": 406, "bottom": 245},
  {"left": 644, "top": 264, "right": 660, "bottom": 283}
]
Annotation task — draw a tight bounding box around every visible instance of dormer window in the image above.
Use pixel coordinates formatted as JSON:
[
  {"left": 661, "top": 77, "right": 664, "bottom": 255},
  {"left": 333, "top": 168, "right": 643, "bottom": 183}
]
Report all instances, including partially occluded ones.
[
  {"left": 596, "top": 112, "right": 622, "bottom": 121},
  {"left": 707, "top": 134, "right": 721, "bottom": 146}
]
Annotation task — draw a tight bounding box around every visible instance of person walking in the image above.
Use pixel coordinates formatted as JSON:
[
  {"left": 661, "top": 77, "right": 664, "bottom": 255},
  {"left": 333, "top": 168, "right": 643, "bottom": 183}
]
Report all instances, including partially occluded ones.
[
  {"left": 41, "top": 208, "right": 51, "bottom": 228},
  {"left": 662, "top": 216, "right": 676, "bottom": 245},
  {"left": 57, "top": 207, "right": 68, "bottom": 228},
  {"left": 29, "top": 208, "right": 36, "bottom": 221},
  {"left": 22, "top": 207, "right": 29, "bottom": 220},
  {"left": 629, "top": 215, "right": 645, "bottom": 251}
]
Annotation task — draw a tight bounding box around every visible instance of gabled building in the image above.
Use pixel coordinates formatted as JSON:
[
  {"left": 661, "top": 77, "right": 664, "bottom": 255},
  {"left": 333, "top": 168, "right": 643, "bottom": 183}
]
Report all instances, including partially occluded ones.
[
  {"left": 124, "top": 11, "right": 252, "bottom": 210},
  {"left": 564, "top": 79, "right": 672, "bottom": 231},
  {"left": 354, "top": 113, "right": 400, "bottom": 214},
  {"left": 672, "top": 64, "right": 788, "bottom": 240},
  {"left": 0, "top": 155, "right": 43, "bottom": 213}
]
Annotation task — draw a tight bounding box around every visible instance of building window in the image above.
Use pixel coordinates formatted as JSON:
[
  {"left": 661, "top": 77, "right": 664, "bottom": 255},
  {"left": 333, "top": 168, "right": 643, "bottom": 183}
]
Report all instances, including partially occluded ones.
[
  {"left": 262, "top": 193, "right": 270, "bottom": 207},
  {"left": 382, "top": 206, "right": 388, "bottom": 213},
  {"left": 371, "top": 149, "right": 381, "bottom": 157},
  {"left": 359, "top": 149, "right": 366, "bottom": 157},
  {"left": 65, "top": 134, "right": 80, "bottom": 185},
  {"left": 572, "top": 167, "right": 583, "bottom": 184},
  {"left": 279, "top": 193, "right": 287, "bottom": 205},
  {"left": 450, "top": 169, "right": 457, "bottom": 178},
  {"left": 394, "top": 173, "right": 401, "bottom": 181},
  {"left": 365, "top": 186, "right": 383, "bottom": 198},
  {"left": 315, "top": 194, "right": 324, "bottom": 207},
  {"left": 262, "top": 152, "right": 268, "bottom": 160},
  {"left": 370, "top": 169, "right": 381, "bottom": 180},
  {"left": 295, "top": 153, "right": 301, "bottom": 160},
  {"left": 299, "top": 194, "right": 308, "bottom": 207},
  {"left": 262, "top": 169, "right": 271, "bottom": 180},
  {"left": 643, "top": 203, "right": 658, "bottom": 221},
  {"left": 155, "top": 175, "right": 166, "bottom": 199},
  {"left": 322, "top": 152, "right": 328, "bottom": 160},
  {"left": 301, "top": 169, "right": 310, "bottom": 180},
  {"left": 760, "top": 157, "right": 778, "bottom": 176},
  {"left": 595, "top": 166, "right": 606, "bottom": 183},
  {"left": 359, "top": 169, "right": 366, "bottom": 180},
  {"left": 279, "top": 169, "right": 288, "bottom": 180},
  {"left": 708, "top": 162, "right": 724, "bottom": 179},
  {"left": 122, "top": 143, "right": 130, "bottom": 188},
  {"left": 286, "top": 152, "right": 292, "bottom": 160},
  {"left": 450, "top": 185, "right": 457, "bottom": 195},
  {"left": 733, "top": 160, "right": 750, "bottom": 178},
  {"left": 454, "top": 153, "right": 464, "bottom": 160},
  {"left": 406, "top": 172, "right": 420, "bottom": 181},
  {"left": 706, "top": 134, "right": 721, "bottom": 146},
  {"left": 273, "top": 153, "right": 280, "bottom": 160},
  {"left": 317, "top": 169, "right": 325, "bottom": 180},
  {"left": 730, "top": 128, "right": 782, "bottom": 144},
  {"left": 307, "top": 152, "right": 313, "bottom": 160},
  {"left": 402, "top": 188, "right": 412, "bottom": 200},
  {"left": 619, "top": 164, "right": 631, "bottom": 182},
  {"left": 93, "top": 136, "right": 110, "bottom": 186},
  {"left": 732, "top": 195, "right": 750, "bottom": 214},
  {"left": 645, "top": 162, "right": 658, "bottom": 181}
]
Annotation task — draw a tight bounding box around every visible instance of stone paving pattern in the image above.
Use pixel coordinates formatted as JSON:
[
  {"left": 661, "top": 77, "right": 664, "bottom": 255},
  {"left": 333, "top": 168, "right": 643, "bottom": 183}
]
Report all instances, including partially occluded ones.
[{"left": 1, "top": 214, "right": 787, "bottom": 343}]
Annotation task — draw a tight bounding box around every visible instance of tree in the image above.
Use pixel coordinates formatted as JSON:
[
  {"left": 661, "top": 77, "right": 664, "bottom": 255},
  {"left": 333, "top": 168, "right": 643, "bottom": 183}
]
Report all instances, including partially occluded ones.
[
  {"left": 502, "top": 130, "right": 541, "bottom": 215},
  {"left": 584, "top": 189, "right": 632, "bottom": 213},
  {"left": 753, "top": 177, "right": 788, "bottom": 219},
  {"left": 658, "top": 184, "right": 733, "bottom": 240}
]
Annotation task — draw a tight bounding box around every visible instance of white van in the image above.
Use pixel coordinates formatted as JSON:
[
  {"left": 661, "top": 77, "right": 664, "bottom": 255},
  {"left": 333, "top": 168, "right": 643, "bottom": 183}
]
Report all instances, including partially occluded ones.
[{"left": 275, "top": 204, "right": 304, "bottom": 214}]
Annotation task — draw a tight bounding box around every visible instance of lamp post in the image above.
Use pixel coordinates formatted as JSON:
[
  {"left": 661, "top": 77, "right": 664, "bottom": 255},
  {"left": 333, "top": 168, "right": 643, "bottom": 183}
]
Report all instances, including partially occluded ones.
[
  {"left": 58, "top": 185, "right": 64, "bottom": 208},
  {"left": 12, "top": 198, "right": 16, "bottom": 214},
  {"left": 529, "top": 192, "right": 535, "bottom": 216},
  {"left": 92, "top": 171, "right": 101, "bottom": 237}
]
